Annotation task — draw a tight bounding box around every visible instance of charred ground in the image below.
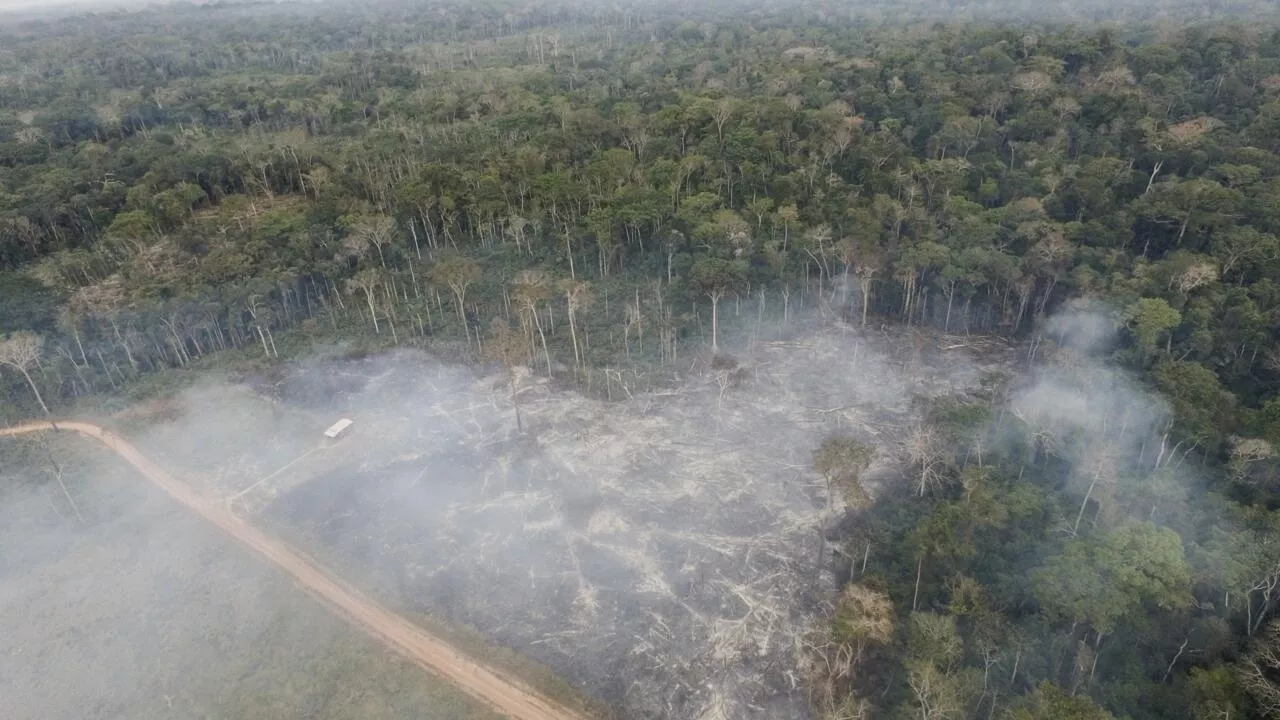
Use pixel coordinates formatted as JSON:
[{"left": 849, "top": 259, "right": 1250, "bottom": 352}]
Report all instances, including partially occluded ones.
[{"left": 113, "top": 321, "right": 1013, "bottom": 720}]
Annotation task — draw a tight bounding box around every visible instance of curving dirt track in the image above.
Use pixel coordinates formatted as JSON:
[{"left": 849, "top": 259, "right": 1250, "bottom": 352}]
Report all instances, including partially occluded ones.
[{"left": 0, "top": 421, "right": 591, "bottom": 720}]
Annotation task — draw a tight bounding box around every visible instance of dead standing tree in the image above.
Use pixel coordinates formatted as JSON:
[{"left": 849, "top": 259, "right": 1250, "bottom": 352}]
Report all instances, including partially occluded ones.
[
  {"left": 484, "top": 318, "right": 529, "bottom": 432},
  {"left": 1240, "top": 621, "right": 1280, "bottom": 716},
  {"left": 44, "top": 445, "right": 84, "bottom": 524},
  {"left": 805, "top": 583, "right": 893, "bottom": 718},
  {"left": 511, "top": 269, "right": 553, "bottom": 376},
  {"left": 0, "top": 331, "right": 51, "bottom": 415},
  {"left": 72, "top": 279, "right": 138, "bottom": 375},
  {"left": 2, "top": 435, "right": 83, "bottom": 525},
  {"left": 245, "top": 294, "right": 280, "bottom": 358},
  {"left": 559, "top": 278, "right": 593, "bottom": 371},
  {"left": 1073, "top": 442, "right": 1120, "bottom": 535},
  {"left": 852, "top": 244, "right": 884, "bottom": 329},
  {"left": 347, "top": 214, "right": 397, "bottom": 268},
  {"left": 904, "top": 424, "right": 946, "bottom": 497}
]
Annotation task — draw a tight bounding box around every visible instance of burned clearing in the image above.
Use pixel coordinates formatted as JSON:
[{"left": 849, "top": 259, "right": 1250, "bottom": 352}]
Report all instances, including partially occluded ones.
[{"left": 125, "top": 323, "right": 1015, "bottom": 720}]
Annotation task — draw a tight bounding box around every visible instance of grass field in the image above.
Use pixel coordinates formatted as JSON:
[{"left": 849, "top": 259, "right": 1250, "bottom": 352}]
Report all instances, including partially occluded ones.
[{"left": 0, "top": 437, "right": 502, "bottom": 720}]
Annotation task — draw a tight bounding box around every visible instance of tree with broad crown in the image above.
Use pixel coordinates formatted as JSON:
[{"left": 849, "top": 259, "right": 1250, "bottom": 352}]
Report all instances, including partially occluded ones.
[
  {"left": 833, "top": 584, "right": 894, "bottom": 652},
  {"left": 0, "top": 331, "right": 50, "bottom": 415},
  {"left": 1125, "top": 297, "right": 1181, "bottom": 358},
  {"left": 1212, "top": 226, "right": 1278, "bottom": 283},
  {"left": 902, "top": 613, "right": 967, "bottom": 720},
  {"left": 827, "top": 583, "right": 894, "bottom": 689},
  {"left": 1196, "top": 522, "right": 1280, "bottom": 637},
  {"left": 345, "top": 214, "right": 396, "bottom": 268},
  {"left": 345, "top": 268, "right": 383, "bottom": 334},
  {"left": 1006, "top": 682, "right": 1115, "bottom": 720},
  {"left": 1186, "top": 666, "right": 1245, "bottom": 720},
  {"left": 842, "top": 236, "right": 884, "bottom": 328},
  {"left": 430, "top": 254, "right": 481, "bottom": 331},
  {"left": 688, "top": 256, "right": 746, "bottom": 352},
  {"left": 1031, "top": 522, "right": 1191, "bottom": 636},
  {"left": 510, "top": 269, "right": 553, "bottom": 376},
  {"left": 1155, "top": 360, "right": 1236, "bottom": 451},
  {"left": 776, "top": 203, "right": 799, "bottom": 253},
  {"left": 483, "top": 317, "right": 528, "bottom": 432},
  {"left": 813, "top": 434, "right": 875, "bottom": 510}
]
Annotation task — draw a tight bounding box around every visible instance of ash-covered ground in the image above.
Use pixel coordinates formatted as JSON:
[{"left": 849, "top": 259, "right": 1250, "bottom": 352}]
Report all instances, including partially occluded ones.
[
  {"left": 129, "top": 322, "right": 1013, "bottom": 720},
  {"left": 112, "top": 320, "right": 1008, "bottom": 717}
]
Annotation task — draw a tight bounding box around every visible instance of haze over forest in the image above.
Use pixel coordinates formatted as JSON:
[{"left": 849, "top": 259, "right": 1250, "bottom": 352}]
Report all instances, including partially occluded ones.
[{"left": 3, "top": 0, "right": 1280, "bottom": 719}]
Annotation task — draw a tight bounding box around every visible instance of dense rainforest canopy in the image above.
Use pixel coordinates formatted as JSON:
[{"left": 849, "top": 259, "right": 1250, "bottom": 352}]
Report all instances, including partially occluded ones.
[{"left": 5, "top": 0, "right": 1280, "bottom": 718}]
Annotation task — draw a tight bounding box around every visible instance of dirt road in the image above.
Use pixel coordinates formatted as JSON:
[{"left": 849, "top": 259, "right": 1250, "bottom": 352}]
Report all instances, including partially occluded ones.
[{"left": 0, "top": 421, "right": 591, "bottom": 720}]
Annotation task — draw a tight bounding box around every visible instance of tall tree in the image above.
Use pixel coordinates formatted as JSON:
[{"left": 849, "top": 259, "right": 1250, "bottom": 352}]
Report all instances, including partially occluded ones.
[
  {"left": 559, "top": 278, "right": 593, "bottom": 371},
  {"left": 0, "top": 332, "right": 50, "bottom": 415},
  {"left": 430, "top": 254, "right": 481, "bottom": 339},
  {"left": 813, "top": 435, "right": 875, "bottom": 510},
  {"left": 1031, "top": 523, "right": 1191, "bottom": 636},
  {"left": 688, "top": 257, "right": 746, "bottom": 352}
]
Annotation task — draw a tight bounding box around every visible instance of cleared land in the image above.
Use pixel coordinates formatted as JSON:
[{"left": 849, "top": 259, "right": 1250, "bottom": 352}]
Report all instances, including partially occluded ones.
[
  {"left": 165, "top": 324, "right": 1011, "bottom": 720},
  {"left": 0, "top": 421, "right": 590, "bottom": 720},
  {"left": 1, "top": 323, "right": 1012, "bottom": 720}
]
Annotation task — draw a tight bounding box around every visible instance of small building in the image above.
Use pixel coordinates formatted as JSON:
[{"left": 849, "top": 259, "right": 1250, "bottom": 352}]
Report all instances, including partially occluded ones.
[{"left": 323, "top": 418, "right": 354, "bottom": 441}]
